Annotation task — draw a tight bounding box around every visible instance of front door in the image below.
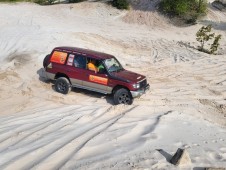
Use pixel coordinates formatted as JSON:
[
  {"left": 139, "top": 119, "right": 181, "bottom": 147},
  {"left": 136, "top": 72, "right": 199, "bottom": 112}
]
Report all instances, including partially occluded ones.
[
  {"left": 83, "top": 58, "right": 112, "bottom": 94},
  {"left": 66, "top": 53, "right": 87, "bottom": 87}
]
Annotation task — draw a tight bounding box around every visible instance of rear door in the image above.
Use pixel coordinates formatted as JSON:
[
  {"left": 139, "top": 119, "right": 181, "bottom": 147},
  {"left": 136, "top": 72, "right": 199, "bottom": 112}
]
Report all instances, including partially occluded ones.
[
  {"left": 66, "top": 53, "right": 87, "bottom": 87},
  {"left": 46, "top": 50, "right": 68, "bottom": 79}
]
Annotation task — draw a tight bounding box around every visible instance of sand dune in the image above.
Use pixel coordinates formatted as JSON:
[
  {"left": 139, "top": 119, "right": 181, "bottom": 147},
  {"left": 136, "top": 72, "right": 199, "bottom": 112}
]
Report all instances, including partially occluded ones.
[{"left": 0, "top": 1, "right": 226, "bottom": 169}]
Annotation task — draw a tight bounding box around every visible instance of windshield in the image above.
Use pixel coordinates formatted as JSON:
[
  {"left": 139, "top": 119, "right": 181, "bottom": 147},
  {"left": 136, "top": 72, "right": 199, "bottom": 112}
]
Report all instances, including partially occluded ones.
[{"left": 104, "top": 58, "right": 123, "bottom": 73}]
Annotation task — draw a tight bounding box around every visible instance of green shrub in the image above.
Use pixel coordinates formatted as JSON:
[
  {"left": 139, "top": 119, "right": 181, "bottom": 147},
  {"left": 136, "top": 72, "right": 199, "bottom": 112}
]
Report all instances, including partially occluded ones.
[
  {"left": 0, "top": 0, "right": 29, "bottom": 2},
  {"left": 159, "top": 0, "right": 207, "bottom": 23},
  {"left": 160, "top": 0, "right": 187, "bottom": 16},
  {"left": 34, "top": 0, "right": 44, "bottom": 4},
  {"left": 196, "top": 25, "right": 214, "bottom": 51},
  {"left": 112, "top": 0, "right": 129, "bottom": 10},
  {"left": 210, "top": 34, "right": 222, "bottom": 54},
  {"left": 196, "top": 25, "right": 222, "bottom": 54},
  {"left": 69, "top": 0, "right": 83, "bottom": 3},
  {"left": 34, "top": 0, "right": 55, "bottom": 5},
  {"left": 46, "top": 0, "right": 55, "bottom": 4},
  {"left": 197, "top": 0, "right": 207, "bottom": 13}
]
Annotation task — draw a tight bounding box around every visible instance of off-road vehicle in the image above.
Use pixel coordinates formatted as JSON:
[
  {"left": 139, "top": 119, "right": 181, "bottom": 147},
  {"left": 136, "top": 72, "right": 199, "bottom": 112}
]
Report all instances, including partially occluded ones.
[{"left": 43, "top": 47, "right": 149, "bottom": 105}]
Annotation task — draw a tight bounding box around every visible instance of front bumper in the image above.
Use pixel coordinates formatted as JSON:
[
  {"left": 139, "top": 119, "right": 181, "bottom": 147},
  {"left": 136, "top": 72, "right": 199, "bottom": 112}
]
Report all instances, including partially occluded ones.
[{"left": 130, "top": 84, "right": 150, "bottom": 98}]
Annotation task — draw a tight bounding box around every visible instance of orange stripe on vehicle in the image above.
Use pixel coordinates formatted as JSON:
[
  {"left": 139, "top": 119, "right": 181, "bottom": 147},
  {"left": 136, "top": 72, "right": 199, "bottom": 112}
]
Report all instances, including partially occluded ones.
[
  {"left": 89, "top": 75, "right": 108, "bottom": 85},
  {"left": 50, "top": 51, "right": 67, "bottom": 64}
]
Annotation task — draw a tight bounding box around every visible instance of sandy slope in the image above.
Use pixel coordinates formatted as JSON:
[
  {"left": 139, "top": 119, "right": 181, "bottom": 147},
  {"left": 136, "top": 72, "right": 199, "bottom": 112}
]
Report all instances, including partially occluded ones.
[{"left": 0, "top": 1, "right": 226, "bottom": 169}]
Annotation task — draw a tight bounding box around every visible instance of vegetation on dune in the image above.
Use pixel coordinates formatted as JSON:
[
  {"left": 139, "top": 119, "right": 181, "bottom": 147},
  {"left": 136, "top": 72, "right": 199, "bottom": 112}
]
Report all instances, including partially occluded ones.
[
  {"left": 159, "top": 0, "right": 207, "bottom": 24},
  {"left": 196, "top": 25, "right": 222, "bottom": 54},
  {"left": 210, "top": 34, "right": 222, "bottom": 54},
  {"left": 0, "top": 0, "right": 31, "bottom": 2},
  {"left": 34, "top": 0, "right": 129, "bottom": 9},
  {"left": 34, "top": 0, "right": 130, "bottom": 7},
  {"left": 112, "top": 0, "right": 129, "bottom": 10},
  {"left": 68, "top": 0, "right": 83, "bottom": 3},
  {"left": 33, "top": 0, "right": 55, "bottom": 5},
  {"left": 0, "top": 0, "right": 58, "bottom": 5}
]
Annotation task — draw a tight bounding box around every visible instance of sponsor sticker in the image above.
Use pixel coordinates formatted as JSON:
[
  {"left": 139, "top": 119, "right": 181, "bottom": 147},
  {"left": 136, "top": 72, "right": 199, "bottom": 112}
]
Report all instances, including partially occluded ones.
[
  {"left": 50, "top": 51, "right": 67, "bottom": 64},
  {"left": 67, "top": 54, "right": 74, "bottom": 66},
  {"left": 89, "top": 75, "right": 108, "bottom": 85}
]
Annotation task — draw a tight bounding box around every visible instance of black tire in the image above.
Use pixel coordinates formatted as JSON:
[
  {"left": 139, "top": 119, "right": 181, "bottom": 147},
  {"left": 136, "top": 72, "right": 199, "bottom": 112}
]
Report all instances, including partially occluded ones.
[
  {"left": 55, "top": 77, "right": 71, "bottom": 94},
  {"left": 43, "top": 54, "right": 50, "bottom": 68},
  {"left": 113, "top": 88, "right": 133, "bottom": 105}
]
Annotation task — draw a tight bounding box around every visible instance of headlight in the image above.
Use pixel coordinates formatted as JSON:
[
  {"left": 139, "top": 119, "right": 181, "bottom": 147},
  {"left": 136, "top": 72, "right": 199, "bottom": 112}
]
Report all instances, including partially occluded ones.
[{"left": 133, "top": 83, "right": 140, "bottom": 89}]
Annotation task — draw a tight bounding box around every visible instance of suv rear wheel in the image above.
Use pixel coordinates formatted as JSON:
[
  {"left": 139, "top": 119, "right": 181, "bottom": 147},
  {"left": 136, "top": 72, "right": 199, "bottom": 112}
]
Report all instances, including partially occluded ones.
[
  {"left": 55, "top": 77, "right": 71, "bottom": 94},
  {"left": 113, "top": 88, "right": 133, "bottom": 105}
]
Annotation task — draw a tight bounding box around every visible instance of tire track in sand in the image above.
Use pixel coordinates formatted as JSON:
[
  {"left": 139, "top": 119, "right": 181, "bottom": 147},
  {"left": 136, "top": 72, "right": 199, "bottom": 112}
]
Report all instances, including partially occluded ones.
[
  {"left": 0, "top": 108, "right": 85, "bottom": 153},
  {"left": 0, "top": 106, "right": 136, "bottom": 170},
  {"left": 2, "top": 106, "right": 112, "bottom": 153}
]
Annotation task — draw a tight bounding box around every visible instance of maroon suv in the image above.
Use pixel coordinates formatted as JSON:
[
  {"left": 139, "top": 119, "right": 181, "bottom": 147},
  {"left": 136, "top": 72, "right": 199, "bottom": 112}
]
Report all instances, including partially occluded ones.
[{"left": 43, "top": 47, "right": 149, "bottom": 105}]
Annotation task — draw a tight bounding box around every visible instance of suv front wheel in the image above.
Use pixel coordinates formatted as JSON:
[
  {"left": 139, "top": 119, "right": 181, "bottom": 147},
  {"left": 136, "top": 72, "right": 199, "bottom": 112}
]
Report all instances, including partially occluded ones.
[
  {"left": 55, "top": 77, "right": 71, "bottom": 94},
  {"left": 113, "top": 88, "right": 133, "bottom": 105}
]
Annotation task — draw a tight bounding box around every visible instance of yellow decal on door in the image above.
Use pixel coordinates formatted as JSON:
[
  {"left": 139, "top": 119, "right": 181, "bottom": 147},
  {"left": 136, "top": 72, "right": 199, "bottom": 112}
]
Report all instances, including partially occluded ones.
[
  {"left": 89, "top": 75, "right": 108, "bottom": 85},
  {"left": 50, "top": 51, "right": 67, "bottom": 64}
]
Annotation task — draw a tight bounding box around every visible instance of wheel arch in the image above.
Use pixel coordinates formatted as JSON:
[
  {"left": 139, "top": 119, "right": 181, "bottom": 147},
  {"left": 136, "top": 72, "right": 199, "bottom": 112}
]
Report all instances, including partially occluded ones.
[
  {"left": 54, "top": 72, "right": 71, "bottom": 84},
  {"left": 112, "top": 85, "right": 131, "bottom": 95}
]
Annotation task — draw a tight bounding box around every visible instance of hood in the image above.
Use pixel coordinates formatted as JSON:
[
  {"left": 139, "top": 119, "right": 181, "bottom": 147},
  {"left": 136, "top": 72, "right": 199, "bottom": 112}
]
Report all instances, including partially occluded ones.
[{"left": 110, "top": 69, "right": 145, "bottom": 83}]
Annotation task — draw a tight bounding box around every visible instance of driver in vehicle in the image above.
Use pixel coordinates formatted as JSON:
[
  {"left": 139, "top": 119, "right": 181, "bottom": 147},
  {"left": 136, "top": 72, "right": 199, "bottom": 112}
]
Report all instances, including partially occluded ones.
[{"left": 97, "top": 61, "right": 105, "bottom": 73}]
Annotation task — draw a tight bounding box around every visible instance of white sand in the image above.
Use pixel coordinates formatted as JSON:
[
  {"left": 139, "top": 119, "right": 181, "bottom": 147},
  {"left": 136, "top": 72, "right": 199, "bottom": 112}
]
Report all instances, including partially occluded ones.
[{"left": 0, "top": 1, "right": 226, "bottom": 169}]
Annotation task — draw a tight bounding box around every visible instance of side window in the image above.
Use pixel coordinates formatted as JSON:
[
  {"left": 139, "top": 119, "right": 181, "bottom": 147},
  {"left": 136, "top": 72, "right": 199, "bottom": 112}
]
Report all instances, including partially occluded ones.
[
  {"left": 87, "top": 58, "right": 106, "bottom": 74},
  {"left": 87, "top": 57, "right": 98, "bottom": 73},
  {"left": 96, "top": 60, "right": 106, "bottom": 74},
  {"left": 74, "top": 55, "right": 86, "bottom": 69},
  {"left": 50, "top": 51, "right": 67, "bottom": 64},
  {"left": 66, "top": 54, "right": 75, "bottom": 66}
]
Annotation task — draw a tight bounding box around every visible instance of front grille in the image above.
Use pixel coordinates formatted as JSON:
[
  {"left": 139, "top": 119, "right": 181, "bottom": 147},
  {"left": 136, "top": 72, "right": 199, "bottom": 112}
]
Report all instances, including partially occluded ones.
[{"left": 139, "top": 79, "right": 147, "bottom": 89}]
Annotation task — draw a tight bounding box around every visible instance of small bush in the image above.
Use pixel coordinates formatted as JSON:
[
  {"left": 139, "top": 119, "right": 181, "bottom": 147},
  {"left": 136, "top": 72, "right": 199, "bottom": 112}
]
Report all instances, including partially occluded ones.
[
  {"left": 196, "top": 25, "right": 222, "bottom": 54},
  {"left": 47, "top": 0, "right": 55, "bottom": 4},
  {"left": 197, "top": 0, "right": 207, "bottom": 13},
  {"left": 69, "top": 0, "right": 83, "bottom": 3},
  {"left": 196, "top": 25, "right": 214, "bottom": 51},
  {"left": 0, "top": 0, "right": 29, "bottom": 2},
  {"left": 34, "top": 0, "right": 55, "bottom": 5},
  {"left": 159, "top": 0, "right": 207, "bottom": 23},
  {"left": 34, "top": 0, "right": 45, "bottom": 4},
  {"left": 112, "top": 0, "right": 129, "bottom": 10},
  {"left": 210, "top": 34, "right": 222, "bottom": 54}
]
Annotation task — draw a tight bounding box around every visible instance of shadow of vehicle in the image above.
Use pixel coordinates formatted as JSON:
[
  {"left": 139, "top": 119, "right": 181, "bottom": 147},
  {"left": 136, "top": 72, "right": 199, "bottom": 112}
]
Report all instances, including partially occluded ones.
[
  {"left": 37, "top": 68, "right": 114, "bottom": 105},
  {"left": 37, "top": 68, "right": 52, "bottom": 83},
  {"left": 71, "top": 88, "right": 114, "bottom": 105}
]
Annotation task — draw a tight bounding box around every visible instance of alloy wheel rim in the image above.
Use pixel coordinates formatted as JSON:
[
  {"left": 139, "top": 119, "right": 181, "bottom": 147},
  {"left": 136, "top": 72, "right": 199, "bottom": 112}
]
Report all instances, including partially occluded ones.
[
  {"left": 118, "top": 93, "right": 130, "bottom": 104},
  {"left": 58, "top": 82, "right": 67, "bottom": 92}
]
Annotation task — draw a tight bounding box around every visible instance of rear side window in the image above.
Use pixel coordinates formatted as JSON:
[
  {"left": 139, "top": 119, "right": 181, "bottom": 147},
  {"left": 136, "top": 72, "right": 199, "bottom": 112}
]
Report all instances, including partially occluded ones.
[
  {"left": 74, "top": 55, "right": 86, "bottom": 69},
  {"left": 50, "top": 51, "right": 67, "bottom": 64},
  {"left": 66, "top": 54, "right": 75, "bottom": 66}
]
